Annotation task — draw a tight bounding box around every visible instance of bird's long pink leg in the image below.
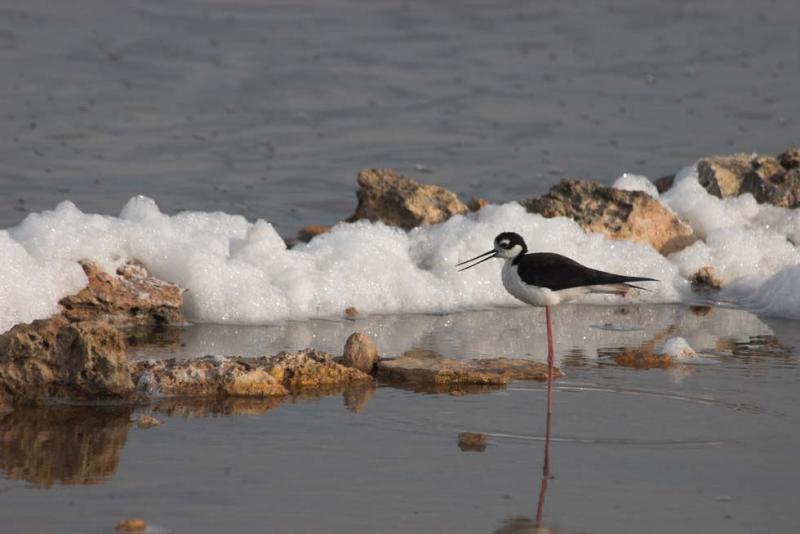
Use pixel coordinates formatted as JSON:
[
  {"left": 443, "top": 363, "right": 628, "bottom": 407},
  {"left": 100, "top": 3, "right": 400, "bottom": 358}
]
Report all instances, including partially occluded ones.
[{"left": 545, "top": 305, "right": 555, "bottom": 417}]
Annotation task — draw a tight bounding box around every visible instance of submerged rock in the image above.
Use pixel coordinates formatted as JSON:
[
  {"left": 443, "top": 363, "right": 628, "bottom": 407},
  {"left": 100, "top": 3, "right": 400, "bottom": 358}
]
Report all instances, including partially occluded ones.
[
  {"left": 521, "top": 179, "right": 696, "bottom": 255},
  {"left": 59, "top": 261, "right": 184, "bottom": 326},
  {"left": 458, "top": 432, "right": 487, "bottom": 452},
  {"left": 696, "top": 148, "right": 800, "bottom": 207},
  {"left": 347, "top": 168, "right": 468, "bottom": 229},
  {"left": 377, "top": 349, "right": 558, "bottom": 386},
  {"left": 342, "top": 332, "right": 379, "bottom": 373},
  {"left": 0, "top": 318, "right": 134, "bottom": 404},
  {"left": 135, "top": 414, "right": 162, "bottom": 428}
]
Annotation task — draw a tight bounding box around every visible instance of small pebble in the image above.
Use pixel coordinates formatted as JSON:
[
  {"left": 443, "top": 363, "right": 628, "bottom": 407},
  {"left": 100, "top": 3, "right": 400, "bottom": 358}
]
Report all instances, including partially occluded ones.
[
  {"left": 115, "top": 518, "right": 147, "bottom": 531},
  {"left": 136, "top": 415, "right": 162, "bottom": 428},
  {"left": 458, "top": 432, "right": 487, "bottom": 452}
]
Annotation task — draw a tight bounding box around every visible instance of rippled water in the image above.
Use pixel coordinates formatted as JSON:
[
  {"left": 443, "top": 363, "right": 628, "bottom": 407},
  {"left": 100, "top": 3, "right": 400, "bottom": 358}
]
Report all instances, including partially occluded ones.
[
  {"left": 2, "top": 0, "right": 799, "bottom": 235},
  {"left": 1, "top": 305, "right": 799, "bottom": 533}
]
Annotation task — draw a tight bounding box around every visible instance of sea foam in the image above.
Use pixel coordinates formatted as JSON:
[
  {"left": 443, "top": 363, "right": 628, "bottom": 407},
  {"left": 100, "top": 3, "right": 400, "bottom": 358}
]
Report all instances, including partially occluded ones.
[{"left": 2, "top": 164, "right": 800, "bottom": 333}]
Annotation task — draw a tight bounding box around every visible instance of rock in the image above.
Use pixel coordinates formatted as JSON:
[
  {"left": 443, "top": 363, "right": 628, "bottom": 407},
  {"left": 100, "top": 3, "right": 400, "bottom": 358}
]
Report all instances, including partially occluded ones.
[
  {"left": 520, "top": 179, "right": 696, "bottom": 255},
  {"left": 136, "top": 414, "right": 162, "bottom": 428},
  {"left": 696, "top": 149, "right": 800, "bottom": 208},
  {"left": 377, "top": 349, "right": 560, "bottom": 386},
  {"left": 342, "top": 332, "right": 379, "bottom": 373},
  {"left": 779, "top": 147, "right": 800, "bottom": 170},
  {"left": 260, "top": 349, "right": 372, "bottom": 390},
  {"left": 0, "top": 318, "right": 134, "bottom": 404},
  {"left": 658, "top": 336, "right": 697, "bottom": 361},
  {"left": 132, "top": 356, "right": 288, "bottom": 398},
  {"left": 612, "top": 347, "right": 672, "bottom": 369},
  {"left": 132, "top": 349, "right": 371, "bottom": 399},
  {"left": 458, "top": 432, "right": 487, "bottom": 452},
  {"left": 59, "top": 260, "right": 184, "bottom": 326},
  {"left": 654, "top": 174, "right": 676, "bottom": 194},
  {"left": 467, "top": 196, "right": 489, "bottom": 211},
  {"left": 689, "top": 266, "right": 722, "bottom": 292},
  {"left": 0, "top": 405, "right": 132, "bottom": 487},
  {"left": 297, "top": 224, "right": 329, "bottom": 243},
  {"left": 115, "top": 519, "right": 147, "bottom": 532},
  {"left": 346, "top": 168, "right": 468, "bottom": 229},
  {"left": 344, "top": 306, "right": 359, "bottom": 320}
]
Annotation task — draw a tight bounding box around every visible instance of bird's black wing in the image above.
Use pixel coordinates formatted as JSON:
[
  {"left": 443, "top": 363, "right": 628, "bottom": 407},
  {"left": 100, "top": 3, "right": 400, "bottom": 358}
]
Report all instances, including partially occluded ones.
[{"left": 514, "top": 252, "right": 657, "bottom": 291}]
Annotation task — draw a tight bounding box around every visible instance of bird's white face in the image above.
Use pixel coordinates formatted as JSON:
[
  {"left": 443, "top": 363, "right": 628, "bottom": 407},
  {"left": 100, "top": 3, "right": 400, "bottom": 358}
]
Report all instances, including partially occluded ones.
[{"left": 494, "top": 236, "right": 524, "bottom": 259}]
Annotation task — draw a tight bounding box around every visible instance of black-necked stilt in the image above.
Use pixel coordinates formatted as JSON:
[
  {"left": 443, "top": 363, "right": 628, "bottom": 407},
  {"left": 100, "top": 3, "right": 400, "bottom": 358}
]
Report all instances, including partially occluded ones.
[{"left": 457, "top": 231, "right": 657, "bottom": 415}]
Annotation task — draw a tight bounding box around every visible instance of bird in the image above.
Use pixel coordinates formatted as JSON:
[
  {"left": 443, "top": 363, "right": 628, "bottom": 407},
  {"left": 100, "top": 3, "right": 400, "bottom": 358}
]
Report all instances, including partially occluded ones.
[{"left": 457, "top": 231, "right": 657, "bottom": 416}]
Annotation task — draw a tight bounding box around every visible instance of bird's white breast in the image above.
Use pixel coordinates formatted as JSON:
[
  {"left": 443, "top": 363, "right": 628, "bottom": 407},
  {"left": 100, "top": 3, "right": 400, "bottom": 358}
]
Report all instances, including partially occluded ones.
[{"left": 501, "top": 260, "right": 588, "bottom": 307}]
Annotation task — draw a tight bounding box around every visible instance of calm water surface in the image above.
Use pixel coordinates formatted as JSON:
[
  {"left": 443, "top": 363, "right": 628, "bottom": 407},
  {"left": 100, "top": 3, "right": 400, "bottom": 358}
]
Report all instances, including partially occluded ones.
[
  {"left": 1, "top": 0, "right": 799, "bottom": 234},
  {"left": 1, "top": 305, "right": 799, "bottom": 533}
]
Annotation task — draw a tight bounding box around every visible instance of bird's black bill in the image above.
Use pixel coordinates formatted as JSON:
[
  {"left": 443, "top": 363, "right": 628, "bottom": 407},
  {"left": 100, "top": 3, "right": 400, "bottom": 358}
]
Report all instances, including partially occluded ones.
[{"left": 457, "top": 249, "right": 497, "bottom": 271}]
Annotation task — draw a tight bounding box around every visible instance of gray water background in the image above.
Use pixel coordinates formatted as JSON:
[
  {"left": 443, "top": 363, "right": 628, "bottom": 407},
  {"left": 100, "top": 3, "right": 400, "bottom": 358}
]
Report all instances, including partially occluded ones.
[{"left": 1, "top": 0, "right": 799, "bottom": 235}]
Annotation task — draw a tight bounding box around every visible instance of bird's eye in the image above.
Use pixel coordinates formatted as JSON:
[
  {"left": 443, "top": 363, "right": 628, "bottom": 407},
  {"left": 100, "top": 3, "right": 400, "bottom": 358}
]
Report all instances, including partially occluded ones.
[{"left": 498, "top": 239, "right": 510, "bottom": 248}]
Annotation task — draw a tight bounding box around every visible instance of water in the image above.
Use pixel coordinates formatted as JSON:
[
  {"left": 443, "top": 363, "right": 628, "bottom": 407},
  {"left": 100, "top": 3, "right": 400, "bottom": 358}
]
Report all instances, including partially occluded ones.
[
  {"left": 2, "top": 305, "right": 799, "bottom": 533},
  {"left": 2, "top": 0, "right": 798, "bottom": 236}
]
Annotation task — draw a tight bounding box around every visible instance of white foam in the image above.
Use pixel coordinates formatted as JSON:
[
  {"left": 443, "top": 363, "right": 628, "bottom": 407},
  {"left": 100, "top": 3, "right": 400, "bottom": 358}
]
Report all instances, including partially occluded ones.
[
  {"left": 657, "top": 336, "right": 696, "bottom": 361},
  {"left": 612, "top": 173, "right": 659, "bottom": 198},
  {"left": 3, "top": 161, "right": 800, "bottom": 333}
]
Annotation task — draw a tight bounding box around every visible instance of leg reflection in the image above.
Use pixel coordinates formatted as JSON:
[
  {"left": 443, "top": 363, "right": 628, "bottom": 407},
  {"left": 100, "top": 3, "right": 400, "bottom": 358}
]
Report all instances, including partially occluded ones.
[{"left": 535, "top": 400, "right": 553, "bottom": 527}]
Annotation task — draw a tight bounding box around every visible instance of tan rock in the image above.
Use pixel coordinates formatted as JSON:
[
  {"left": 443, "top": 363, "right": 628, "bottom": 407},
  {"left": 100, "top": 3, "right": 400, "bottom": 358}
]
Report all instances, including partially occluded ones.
[
  {"left": 342, "top": 332, "right": 379, "bottom": 373},
  {"left": 347, "top": 168, "right": 468, "bottom": 229},
  {"left": 136, "top": 414, "right": 162, "bottom": 428},
  {"left": 115, "top": 519, "right": 147, "bottom": 532},
  {"left": 521, "top": 179, "right": 696, "bottom": 255},
  {"left": 260, "top": 349, "right": 372, "bottom": 390},
  {"left": 689, "top": 266, "right": 722, "bottom": 292},
  {"left": 344, "top": 306, "right": 358, "bottom": 320},
  {"left": 458, "top": 432, "right": 487, "bottom": 452},
  {"left": 697, "top": 149, "right": 800, "bottom": 208},
  {"left": 0, "top": 318, "right": 133, "bottom": 404},
  {"left": 467, "top": 196, "right": 489, "bottom": 212},
  {"left": 297, "top": 224, "right": 329, "bottom": 243},
  {"left": 132, "top": 356, "right": 288, "bottom": 398},
  {"left": 59, "top": 260, "right": 184, "bottom": 326},
  {"left": 377, "top": 349, "right": 560, "bottom": 386}
]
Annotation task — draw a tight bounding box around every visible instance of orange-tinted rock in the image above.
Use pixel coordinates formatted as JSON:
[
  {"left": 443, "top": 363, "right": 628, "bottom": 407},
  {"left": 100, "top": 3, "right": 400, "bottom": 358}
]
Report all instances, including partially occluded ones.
[
  {"left": 347, "top": 169, "right": 468, "bottom": 229},
  {"left": 467, "top": 196, "right": 489, "bottom": 212},
  {"left": 458, "top": 432, "right": 487, "bottom": 452},
  {"left": 297, "top": 224, "right": 329, "bottom": 243},
  {"left": 115, "top": 519, "right": 147, "bottom": 532},
  {"left": 260, "top": 349, "right": 373, "bottom": 390},
  {"left": 0, "top": 318, "right": 133, "bottom": 404},
  {"left": 136, "top": 414, "right": 162, "bottom": 428},
  {"left": 521, "top": 179, "right": 696, "bottom": 255},
  {"left": 59, "top": 261, "right": 184, "bottom": 326}
]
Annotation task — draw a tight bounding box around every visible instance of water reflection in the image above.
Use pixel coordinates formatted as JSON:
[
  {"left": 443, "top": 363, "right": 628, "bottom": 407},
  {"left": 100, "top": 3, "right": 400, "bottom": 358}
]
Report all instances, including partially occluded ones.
[{"left": 0, "top": 406, "right": 132, "bottom": 487}]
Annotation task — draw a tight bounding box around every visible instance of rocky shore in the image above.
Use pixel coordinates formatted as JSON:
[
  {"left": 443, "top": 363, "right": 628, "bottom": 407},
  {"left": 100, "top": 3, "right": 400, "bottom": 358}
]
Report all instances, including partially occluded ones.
[{"left": 2, "top": 146, "right": 798, "bottom": 408}]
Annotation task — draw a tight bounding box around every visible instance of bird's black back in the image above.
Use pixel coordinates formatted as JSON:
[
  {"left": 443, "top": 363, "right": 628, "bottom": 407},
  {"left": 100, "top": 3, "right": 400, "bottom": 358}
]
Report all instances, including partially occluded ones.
[{"left": 513, "top": 252, "right": 657, "bottom": 290}]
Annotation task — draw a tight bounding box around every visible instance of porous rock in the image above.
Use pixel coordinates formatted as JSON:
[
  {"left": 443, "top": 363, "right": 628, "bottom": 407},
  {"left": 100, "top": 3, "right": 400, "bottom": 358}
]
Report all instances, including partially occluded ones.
[
  {"left": 377, "top": 349, "right": 559, "bottom": 385},
  {"left": 59, "top": 260, "right": 184, "bottom": 326},
  {"left": 458, "top": 432, "right": 487, "bottom": 452},
  {"left": 347, "top": 168, "right": 468, "bottom": 229},
  {"left": 697, "top": 148, "right": 800, "bottom": 207},
  {"left": 115, "top": 519, "right": 147, "bottom": 532},
  {"left": 521, "top": 179, "right": 696, "bottom": 255},
  {"left": 342, "top": 332, "right": 379, "bottom": 373},
  {"left": 132, "top": 349, "right": 372, "bottom": 399},
  {"left": 0, "top": 318, "right": 134, "bottom": 404}
]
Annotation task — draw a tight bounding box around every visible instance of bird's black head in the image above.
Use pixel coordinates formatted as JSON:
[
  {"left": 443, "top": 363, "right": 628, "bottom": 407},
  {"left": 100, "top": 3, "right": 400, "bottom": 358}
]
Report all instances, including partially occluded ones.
[
  {"left": 456, "top": 231, "right": 528, "bottom": 271},
  {"left": 493, "top": 232, "right": 527, "bottom": 258}
]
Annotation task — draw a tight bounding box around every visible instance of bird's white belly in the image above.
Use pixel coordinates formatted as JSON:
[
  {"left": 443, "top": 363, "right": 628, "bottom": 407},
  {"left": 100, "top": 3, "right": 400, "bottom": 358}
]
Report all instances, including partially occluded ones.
[{"left": 501, "top": 261, "right": 589, "bottom": 307}]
